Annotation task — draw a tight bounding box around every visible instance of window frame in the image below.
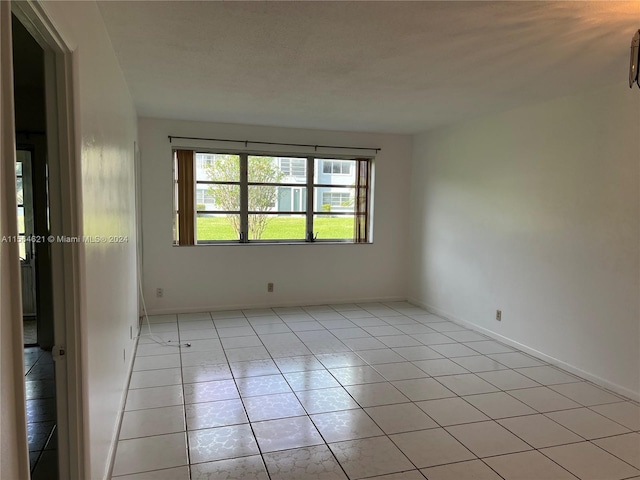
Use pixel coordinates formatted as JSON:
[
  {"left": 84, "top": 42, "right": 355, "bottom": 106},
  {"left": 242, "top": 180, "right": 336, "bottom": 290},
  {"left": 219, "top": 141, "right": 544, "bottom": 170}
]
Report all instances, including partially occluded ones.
[{"left": 174, "top": 149, "right": 372, "bottom": 245}]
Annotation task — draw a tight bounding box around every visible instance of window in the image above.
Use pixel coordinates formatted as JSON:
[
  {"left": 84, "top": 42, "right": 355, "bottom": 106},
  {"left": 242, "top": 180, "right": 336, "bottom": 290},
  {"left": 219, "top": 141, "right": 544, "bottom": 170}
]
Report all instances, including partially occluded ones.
[
  {"left": 279, "top": 157, "right": 306, "bottom": 177},
  {"left": 174, "top": 150, "right": 371, "bottom": 244},
  {"left": 321, "top": 159, "right": 352, "bottom": 175},
  {"left": 322, "top": 191, "right": 352, "bottom": 208}
]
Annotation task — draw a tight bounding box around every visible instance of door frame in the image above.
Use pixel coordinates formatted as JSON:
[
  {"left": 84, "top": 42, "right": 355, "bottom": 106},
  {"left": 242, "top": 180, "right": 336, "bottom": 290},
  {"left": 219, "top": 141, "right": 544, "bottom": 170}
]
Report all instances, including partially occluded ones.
[{"left": 11, "top": 2, "right": 85, "bottom": 479}]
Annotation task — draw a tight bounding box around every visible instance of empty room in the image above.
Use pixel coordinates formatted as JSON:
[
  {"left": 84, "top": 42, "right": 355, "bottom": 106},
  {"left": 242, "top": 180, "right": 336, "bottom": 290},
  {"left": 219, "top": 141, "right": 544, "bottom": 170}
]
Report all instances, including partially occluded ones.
[{"left": 1, "top": 1, "right": 639, "bottom": 480}]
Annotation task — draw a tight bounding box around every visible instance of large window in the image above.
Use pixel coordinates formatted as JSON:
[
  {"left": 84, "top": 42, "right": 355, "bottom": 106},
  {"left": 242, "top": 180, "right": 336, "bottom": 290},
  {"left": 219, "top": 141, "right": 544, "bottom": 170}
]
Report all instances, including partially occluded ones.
[{"left": 174, "top": 150, "right": 372, "bottom": 244}]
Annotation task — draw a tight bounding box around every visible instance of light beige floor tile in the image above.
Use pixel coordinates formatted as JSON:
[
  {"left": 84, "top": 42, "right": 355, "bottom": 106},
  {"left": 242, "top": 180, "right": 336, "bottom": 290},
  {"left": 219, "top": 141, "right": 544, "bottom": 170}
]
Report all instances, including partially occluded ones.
[
  {"left": 515, "top": 366, "right": 581, "bottom": 385},
  {"left": 191, "top": 456, "right": 269, "bottom": 480},
  {"left": 186, "top": 398, "right": 248, "bottom": 430},
  {"left": 236, "top": 374, "right": 292, "bottom": 397},
  {"left": 315, "top": 352, "right": 367, "bottom": 369},
  {"left": 421, "top": 459, "right": 502, "bottom": 480},
  {"left": 120, "top": 405, "right": 185, "bottom": 439},
  {"left": 547, "top": 407, "right": 631, "bottom": 439},
  {"left": 464, "top": 341, "right": 514, "bottom": 354},
  {"left": 412, "top": 358, "right": 468, "bottom": 376},
  {"left": 183, "top": 379, "right": 239, "bottom": 404},
  {"left": 541, "top": 442, "right": 640, "bottom": 480},
  {"left": 284, "top": 370, "right": 340, "bottom": 391},
  {"left": 178, "top": 319, "right": 214, "bottom": 330},
  {"left": 415, "top": 397, "right": 489, "bottom": 426},
  {"left": 444, "top": 331, "right": 488, "bottom": 342},
  {"left": 129, "top": 368, "right": 183, "bottom": 389},
  {"left": 550, "top": 382, "right": 624, "bottom": 406},
  {"left": 220, "top": 336, "right": 261, "bottom": 350},
  {"left": 329, "top": 436, "right": 414, "bottom": 479},
  {"left": 498, "top": 414, "right": 583, "bottom": 448},
  {"left": 342, "top": 337, "right": 388, "bottom": 351},
  {"left": 179, "top": 328, "right": 219, "bottom": 341},
  {"left": 182, "top": 364, "right": 233, "bottom": 384},
  {"left": 446, "top": 421, "right": 533, "bottom": 458},
  {"left": 356, "top": 348, "right": 407, "bottom": 365},
  {"left": 476, "top": 369, "right": 540, "bottom": 390},
  {"left": 252, "top": 416, "right": 324, "bottom": 453},
  {"left": 428, "top": 322, "right": 467, "bottom": 333},
  {"left": 263, "top": 445, "right": 347, "bottom": 480},
  {"left": 365, "top": 402, "right": 439, "bottom": 434},
  {"left": 487, "top": 353, "right": 543, "bottom": 368},
  {"left": 253, "top": 323, "right": 291, "bottom": 335},
  {"left": 365, "top": 471, "right": 426, "bottom": 480},
  {"left": 112, "top": 466, "right": 190, "bottom": 479},
  {"left": 429, "top": 343, "right": 479, "bottom": 358},
  {"left": 484, "top": 450, "right": 578, "bottom": 479},
  {"left": 412, "top": 333, "right": 458, "bottom": 345},
  {"left": 273, "top": 355, "right": 325, "bottom": 373},
  {"left": 112, "top": 432, "right": 188, "bottom": 477},
  {"left": 242, "top": 392, "right": 304, "bottom": 422},
  {"left": 463, "top": 392, "right": 537, "bottom": 419},
  {"left": 508, "top": 386, "right": 582, "bottom": 413},
  {"left": 229, "top": 359, "right": 279, "bottom": 378},
  {"left": 390, "top": 428, "right": 475, "bottom": 468},
  {"left": 392, "top": 378, "right": 456, "bottom": 402},
  {"left": 225, "top": 346, "right": 272, "bottom": 362},
  {"left": 377, "top": 335, "right": 422, "bottom": 348},
  {"left": 188, "top": 424, "right": 258, "bottom": 463},
  {"left": 590, "top": 402, "right": 640, "bottom": 430},
  {"left": 329, "top": 366, "right": 386, "bottom": 386},
  {"left": 435, "top": 374, "right": 500, "bottom": 396},
  {"left": 592, "top": 433, "right": 640, "bottom": 469},
  {"left": 125, "top": 385, "right": 184, "bottom": 411},
  {"left": 346, "top": 382, "right": 410, "bottom": 407},
  {"left": 181, "top": 350, "right": 228, "bottom": 367},
  {"left": 311, "top": 409, "right": 383, "bottom": 442},
  {"left": 133, "top": 354, "right": 180, "bottom": 372},
  {"left": 329, "top": 327, "right": 370, "bottom": 339},
  {"left": 392, "top": 346, "right": 443, "bottom": 361},
  {"left": 450, "top": 355, "right": 509, "bottom": 373},
  {"left": 294, "top": 386, "right": 360, "bottom": 414},
  {"left": 373, "top": 362, "right": 430, "bottom": 381}
]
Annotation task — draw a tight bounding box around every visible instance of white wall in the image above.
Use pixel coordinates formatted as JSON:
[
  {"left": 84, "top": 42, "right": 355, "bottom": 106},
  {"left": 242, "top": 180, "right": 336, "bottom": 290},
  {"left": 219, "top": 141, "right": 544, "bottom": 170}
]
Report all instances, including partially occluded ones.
[
  {"left": 410, "top": 82, "right": 639, "bottom": 399},
  {"left": 139, "top": 118, "right": 411, "bottom": 313},
  {"left": 42, "top": 2, "right": 138, "bottom": 478}
]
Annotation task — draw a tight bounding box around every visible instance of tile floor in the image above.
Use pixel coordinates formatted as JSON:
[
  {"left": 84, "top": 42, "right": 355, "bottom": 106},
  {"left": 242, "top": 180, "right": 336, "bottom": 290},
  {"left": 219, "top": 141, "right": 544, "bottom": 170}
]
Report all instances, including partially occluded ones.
[
  {"left": 24, "top": 346, "right": 58, "bottom": 479},
  {"left": 112, "top": 302, "right": 640, "bottom": 480}
]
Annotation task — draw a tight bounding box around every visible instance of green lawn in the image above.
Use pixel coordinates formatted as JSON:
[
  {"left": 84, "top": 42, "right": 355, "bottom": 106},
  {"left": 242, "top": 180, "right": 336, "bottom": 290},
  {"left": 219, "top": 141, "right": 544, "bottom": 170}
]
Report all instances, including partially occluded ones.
[{"left": 197, "top": 216, "right": 354, "bottom": 241}]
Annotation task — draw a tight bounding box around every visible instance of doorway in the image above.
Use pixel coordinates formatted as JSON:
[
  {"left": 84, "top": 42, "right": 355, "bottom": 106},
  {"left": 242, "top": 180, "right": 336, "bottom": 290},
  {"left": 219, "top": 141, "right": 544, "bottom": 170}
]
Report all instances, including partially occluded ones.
[{"left": 12, "top": 13, "right": 58, "bottom": 479}]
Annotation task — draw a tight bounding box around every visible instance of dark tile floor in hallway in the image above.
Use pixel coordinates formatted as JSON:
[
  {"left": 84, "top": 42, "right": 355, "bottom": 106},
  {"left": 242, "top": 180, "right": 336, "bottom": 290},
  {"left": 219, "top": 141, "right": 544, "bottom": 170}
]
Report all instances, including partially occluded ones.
[{"left": 25, "top": 346, "right": 58, "bottom": 479}]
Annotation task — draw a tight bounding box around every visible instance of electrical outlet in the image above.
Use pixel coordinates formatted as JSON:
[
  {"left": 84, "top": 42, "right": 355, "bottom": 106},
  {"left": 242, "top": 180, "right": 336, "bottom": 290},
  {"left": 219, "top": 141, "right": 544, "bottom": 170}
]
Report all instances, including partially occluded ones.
[
  {"left": 496, "top": 310, "right": 502, "bottom": 321},
  {"left": 267, "top": 282, "right": 274, "bottom": 293},
  {"left": 156, "top": 288, "right": 164, "bottom": 298}
]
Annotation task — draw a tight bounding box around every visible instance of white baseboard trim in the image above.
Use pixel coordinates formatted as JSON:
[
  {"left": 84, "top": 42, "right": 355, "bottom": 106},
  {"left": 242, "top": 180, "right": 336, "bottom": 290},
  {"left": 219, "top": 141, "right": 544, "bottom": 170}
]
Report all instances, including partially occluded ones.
[
  {"left": 145, "top": 295, "right": 407, "bottom": 316},
  {"left": 408, "top": 297, "right": 640, "bottom": 403},
  {"left": 105, "top": 322, "right": 142, "bottom": 480}
]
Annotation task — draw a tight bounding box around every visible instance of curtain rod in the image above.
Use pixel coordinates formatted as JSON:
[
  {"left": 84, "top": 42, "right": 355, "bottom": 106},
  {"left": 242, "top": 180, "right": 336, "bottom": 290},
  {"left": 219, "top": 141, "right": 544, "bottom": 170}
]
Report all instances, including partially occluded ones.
[{"left": 168, "top": 135, "right": 381, "bottom": 153}]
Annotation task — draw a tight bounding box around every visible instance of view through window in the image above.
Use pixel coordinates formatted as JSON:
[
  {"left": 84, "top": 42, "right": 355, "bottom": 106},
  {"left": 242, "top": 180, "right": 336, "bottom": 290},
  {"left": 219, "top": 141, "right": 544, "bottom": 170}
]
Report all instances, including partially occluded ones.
[{"left": 174, "top": 151, "right": 372, "bottom": 244}]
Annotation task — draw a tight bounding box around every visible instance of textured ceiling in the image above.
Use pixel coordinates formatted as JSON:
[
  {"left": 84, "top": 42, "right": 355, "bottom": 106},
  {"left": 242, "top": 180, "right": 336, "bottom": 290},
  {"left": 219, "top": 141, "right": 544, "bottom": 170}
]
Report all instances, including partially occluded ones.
[{"left": 97, "top": 1, "right": 639, "bottom": 134}]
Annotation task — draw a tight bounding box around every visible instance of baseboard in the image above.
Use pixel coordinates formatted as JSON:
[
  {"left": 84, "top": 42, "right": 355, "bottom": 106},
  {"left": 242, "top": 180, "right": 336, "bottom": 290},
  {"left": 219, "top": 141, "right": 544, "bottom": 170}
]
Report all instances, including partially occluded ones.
[
  {"left": 104, "top": 322, "right": 142, "bottom": 479},
  {"left": 145, "top": 295, "right": 407, "bottom": 316},
  {"left": 408, "top": 297, "right": 640, "bottom": 403}
]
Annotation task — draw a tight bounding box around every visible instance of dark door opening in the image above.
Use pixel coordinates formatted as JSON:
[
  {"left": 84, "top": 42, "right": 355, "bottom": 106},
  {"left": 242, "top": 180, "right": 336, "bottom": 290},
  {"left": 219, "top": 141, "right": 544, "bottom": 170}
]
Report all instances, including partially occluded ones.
[{"left": 13, "top": 13, "right": 58, "bottom": 479}]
